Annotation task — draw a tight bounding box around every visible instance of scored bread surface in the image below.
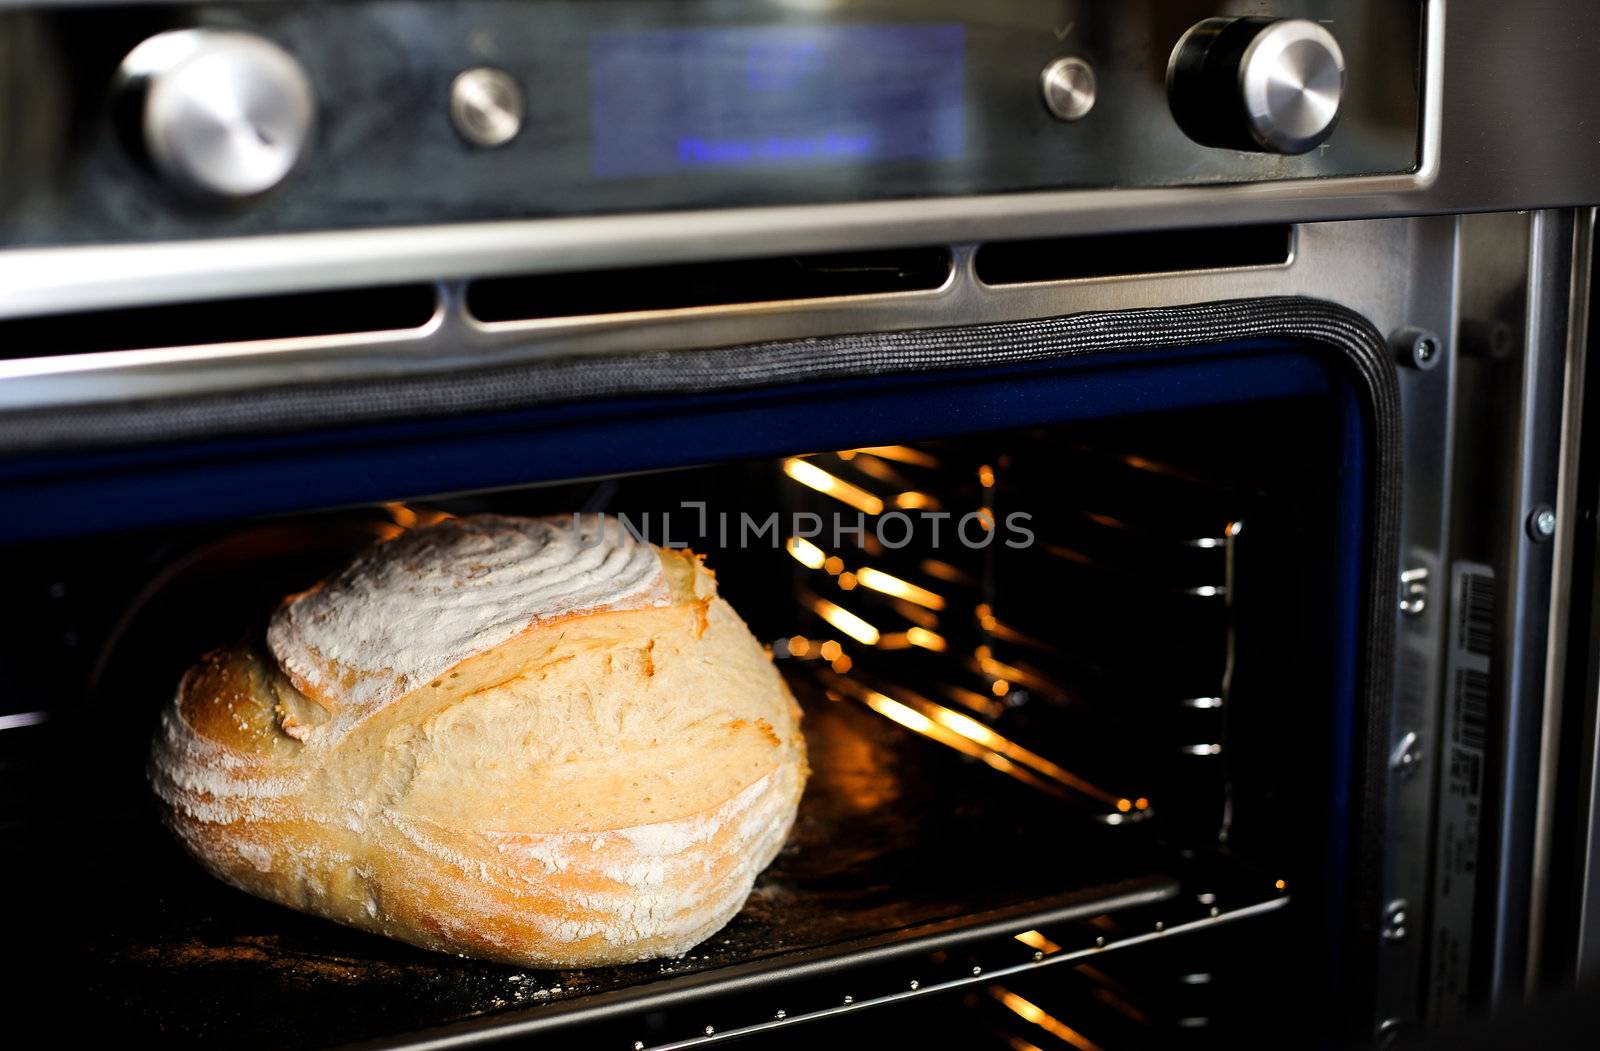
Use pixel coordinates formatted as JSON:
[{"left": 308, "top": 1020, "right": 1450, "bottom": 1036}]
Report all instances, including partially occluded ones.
[{"left": 149, "top": 514, "right": 808, "bottom": 967}]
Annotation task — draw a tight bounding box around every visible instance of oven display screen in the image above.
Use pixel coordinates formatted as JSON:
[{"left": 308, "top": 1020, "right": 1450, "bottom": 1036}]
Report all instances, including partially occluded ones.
[{"left": 588, "top": 24, "right": 966, "bottom": 178}]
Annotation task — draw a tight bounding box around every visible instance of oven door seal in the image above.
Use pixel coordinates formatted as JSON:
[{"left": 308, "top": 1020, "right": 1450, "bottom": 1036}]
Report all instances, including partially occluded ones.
[{"left": 7, "top": 295, "right": 1394, "bottom": 460}]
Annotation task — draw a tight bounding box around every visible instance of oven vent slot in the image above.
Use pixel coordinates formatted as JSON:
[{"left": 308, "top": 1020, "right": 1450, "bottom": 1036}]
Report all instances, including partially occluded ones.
[
  {"left": 0, "top": 284, "right": 438, "bottom": 361},
  {"left": 974, "top": 224, "right": 1293, "bottom": 286},
  {"left": 464, "top": 247, "right": 953, "bottom": 323}
]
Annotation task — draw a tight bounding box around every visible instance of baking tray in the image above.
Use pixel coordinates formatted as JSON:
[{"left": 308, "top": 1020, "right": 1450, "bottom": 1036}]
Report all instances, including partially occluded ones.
[{"left": 66, "top": 676, "right": 1179, "bottom": 1049}]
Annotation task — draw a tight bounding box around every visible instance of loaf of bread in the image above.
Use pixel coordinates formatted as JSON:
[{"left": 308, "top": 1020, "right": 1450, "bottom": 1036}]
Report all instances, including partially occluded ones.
[{"left": 149, "top": 513, "right": 807, "bottom": 967}]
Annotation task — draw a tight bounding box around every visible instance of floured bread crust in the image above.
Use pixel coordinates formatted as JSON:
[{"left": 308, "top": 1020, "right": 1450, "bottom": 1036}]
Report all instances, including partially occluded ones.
[{"left": 149, "top": 514, "right": 807, "bottom": 967}]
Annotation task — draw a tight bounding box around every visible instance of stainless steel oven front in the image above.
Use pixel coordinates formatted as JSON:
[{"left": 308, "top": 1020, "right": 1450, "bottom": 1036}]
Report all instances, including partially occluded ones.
[{"left": 4, "top": 1, "right": 1599, "bottom": 1048}]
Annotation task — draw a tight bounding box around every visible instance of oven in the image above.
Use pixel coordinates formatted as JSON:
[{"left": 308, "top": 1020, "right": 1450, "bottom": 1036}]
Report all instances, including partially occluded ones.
[{"left": 3, "top": 1, "right": 1599, "bottom": 1048}]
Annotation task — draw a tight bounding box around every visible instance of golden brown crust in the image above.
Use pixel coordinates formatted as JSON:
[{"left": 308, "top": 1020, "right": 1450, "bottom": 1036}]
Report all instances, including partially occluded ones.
[{"left": 149, "top": 520, "right": 806, "bottom": 967}]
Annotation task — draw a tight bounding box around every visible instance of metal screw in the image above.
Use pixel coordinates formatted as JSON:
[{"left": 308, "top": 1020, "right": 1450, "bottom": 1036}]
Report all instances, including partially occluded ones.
[
  {"left": 909, "top": 979, "right": 920, "bottom": 990},
  {"left": 1209, "top": 906, "right": 1220, "bottom": 918},
  {"left": 1033, "top": 951, "right": 1044, "bottom": 962},
  {"left": 774, "top": 1010, "right": 786, "bottom": 1020},
  {"left": 1390, "top": 731, "right": 1422, "bottom": 777},
  {"left": 1095, "top": 936, "right": 1106, "bottom": 947},
  {"left": 1529, "top": 506, "right": 1557, "bottom": 542},
  {"left": 704, "top": 1026, "right": 715, "bottom": 1036},
  {"left": 1392, "top": 327, "right": 1443, "bottom": 371},
  {"left": 634, "top": 1043, "right": 644, "bottom": 1050},
  {"left": 1154, "top": 921, "right": 1165, "bottom": 932},
  {"left": 842, "top": 995, "right": 853, "bottom": 1005},
  {"left": 1399, "top": 567, "right": 1429, "bottom": 616},
  {"left": 1382, "top": 899, "right": 1410, "bottom": 942},
  {"left": 972, "top": 965, "right": 982, "bottom": 976}
]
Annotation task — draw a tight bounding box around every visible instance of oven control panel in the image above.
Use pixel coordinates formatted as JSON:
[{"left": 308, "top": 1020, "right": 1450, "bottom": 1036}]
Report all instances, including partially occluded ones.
[{"left": 0, "top": 0, "right": 1423, "bottom": 246}]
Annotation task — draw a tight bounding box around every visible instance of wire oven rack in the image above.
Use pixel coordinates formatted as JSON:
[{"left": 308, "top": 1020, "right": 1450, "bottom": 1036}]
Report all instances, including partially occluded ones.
[
  {"left": 606, "top": 882, "right": 1289, "bottom": 1051},
  {"left": 56, "top": 674, "right": 1273, "bottom": 1049}
]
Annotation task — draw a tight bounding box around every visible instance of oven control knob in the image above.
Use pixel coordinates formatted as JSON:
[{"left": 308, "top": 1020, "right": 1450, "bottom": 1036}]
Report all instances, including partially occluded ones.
[
  {"left": 117, "top": 30, "right": 315, "bottom": 199},
  {"left": 1167, "top": 17, "right": 1344, "bottom": 154}
]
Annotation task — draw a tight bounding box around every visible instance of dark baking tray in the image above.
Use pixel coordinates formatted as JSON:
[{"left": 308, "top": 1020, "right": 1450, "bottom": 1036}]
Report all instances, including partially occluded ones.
[{"left": 62, "top": 674, "right": 1178, "bottom": 1049}]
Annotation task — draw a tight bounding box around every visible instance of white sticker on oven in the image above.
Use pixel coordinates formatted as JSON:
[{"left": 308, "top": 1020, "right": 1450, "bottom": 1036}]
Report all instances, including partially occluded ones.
[{"left": 1427, "top": 562, "right": 1493, "bottom": 1027}]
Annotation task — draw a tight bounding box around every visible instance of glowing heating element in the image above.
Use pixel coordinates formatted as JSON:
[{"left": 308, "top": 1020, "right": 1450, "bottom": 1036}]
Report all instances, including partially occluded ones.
[
  {"left": 810, "top": 597, "right": 881, "bottom": 645},
  {"left": 851, "top": 444, "right": 940, "bottom": 467},
  {"left": 834, "top": 675, "right": 1146, "bottom": 819},
  {"left": 786, "top": 536, "right": 827, "bottom": 569},
  {"left": 992, "top": 988, "right": 1104, "bottom": 1051},
  {"left": 1014, "top": 929, "right": 1061, "bottom": 954},
  {"left": 855, "top": 566, "right": 946, "bottom": 610},
  {"left": 783, "top": 457, "right": 886, "bottom": 515}
]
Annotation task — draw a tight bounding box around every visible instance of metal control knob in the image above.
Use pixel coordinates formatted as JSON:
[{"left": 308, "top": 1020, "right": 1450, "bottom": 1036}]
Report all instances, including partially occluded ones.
[
  {"left": 1167, "top": 17, "right": 1345, "bottom": 154},
  {"left": 117, "top": 30, "right": 314, "bottom": 198},
  {"left": 1040, "top": 57, "right": 1097, "bottom": 122}
]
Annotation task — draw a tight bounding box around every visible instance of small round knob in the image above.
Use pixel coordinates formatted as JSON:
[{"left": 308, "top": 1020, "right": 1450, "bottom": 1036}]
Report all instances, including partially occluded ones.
[
  {"left": 1167, "top": 17, "right": 1345, "bottom": 154},
  {"left": 449, "top": 67, "right": 524, "bottom": 148},
  {"left": 118, "top": 30, "right": 314, "bottom": 198},
  {"left": 1039, "top": 57, "right": 1097, "bottom": 123}
]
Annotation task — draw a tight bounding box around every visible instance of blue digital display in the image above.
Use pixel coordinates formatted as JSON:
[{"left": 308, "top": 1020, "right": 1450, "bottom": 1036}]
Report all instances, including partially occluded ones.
[{"left": 588, "top": 24, "right": 966, "bottom": 178}]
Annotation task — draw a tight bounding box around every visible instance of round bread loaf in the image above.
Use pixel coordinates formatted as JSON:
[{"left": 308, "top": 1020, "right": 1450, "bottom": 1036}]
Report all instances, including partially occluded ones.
[{"left": 148, "top": 513, "right": 807, "bottom": 967}]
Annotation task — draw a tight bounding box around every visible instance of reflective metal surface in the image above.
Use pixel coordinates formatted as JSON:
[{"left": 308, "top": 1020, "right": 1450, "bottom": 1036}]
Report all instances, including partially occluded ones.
[
  {"left": 1491, "top": 212, "right": 1573, "bottom": 1007},
  {"left": 120, "top": 30, "right": 315, "bottom": 199},
  {"left": 1528, "top": 207, "right": 1592, "bottom": 994},
  {"left": 1238, "top": 19, "right": 1345, "bottom": 154},
  {"left": 1431, "top": 211, "right": 1583, "bottom": 1014},
  {"left": 0, "top": 216, "right": 1451, "bottom": 413},
  {"left": 1039, "top": 57, "right": 1097, "bottom": 123},
  {"left": 448, "top": 67, "right": 523, "bottom": 149},
  {"left": 0, "top": 0, "right": 1443, "bottom": 320},
  {"left": 1575, "top": 209, "right": 1600, "bottom": 987},
  {"left": 0, "top": 0, "right": 1425, "bottom": 247},
  {"left": 0, "top": 0, "right": 1592, "bottom": 325},
  {"left": 1373, "top": 213, "right": 1460, "bottom": 1036},
  {"left": 629, "top": 892, "right": 1291, "bottom": 1051}
]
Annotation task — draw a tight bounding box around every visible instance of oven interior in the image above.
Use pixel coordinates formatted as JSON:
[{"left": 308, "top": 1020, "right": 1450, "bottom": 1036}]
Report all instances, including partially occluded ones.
[{"left": 13, "top": 371, "right": 1371, "bottom": 1047}]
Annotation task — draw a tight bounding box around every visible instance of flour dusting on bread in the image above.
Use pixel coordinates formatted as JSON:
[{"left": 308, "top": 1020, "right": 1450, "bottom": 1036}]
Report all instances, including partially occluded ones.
[{"left": 266, "top": 514, "right": 670, "bottom": 712}]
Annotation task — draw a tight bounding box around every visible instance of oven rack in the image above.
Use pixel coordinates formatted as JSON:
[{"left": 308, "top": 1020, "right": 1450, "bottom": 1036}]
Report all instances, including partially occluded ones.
[
  {"left": 69, "top": 673, "right": 1188, "bottom": 1049},
  {"left": 538, "top": 878, "right": 1293, "bottom": 1051}
]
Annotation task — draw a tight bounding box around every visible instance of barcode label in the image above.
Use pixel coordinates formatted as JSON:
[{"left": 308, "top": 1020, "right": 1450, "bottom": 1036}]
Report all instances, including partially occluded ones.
[
  {"left": 1429, "top": 564, "right": 1495, "bottom": 1027},
  {"left": 1459, "top": 572, "right": 1495, "bottom": 657},
  {"left": 1455, "top": 667, "right": 1489, "bottom": 751}
]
